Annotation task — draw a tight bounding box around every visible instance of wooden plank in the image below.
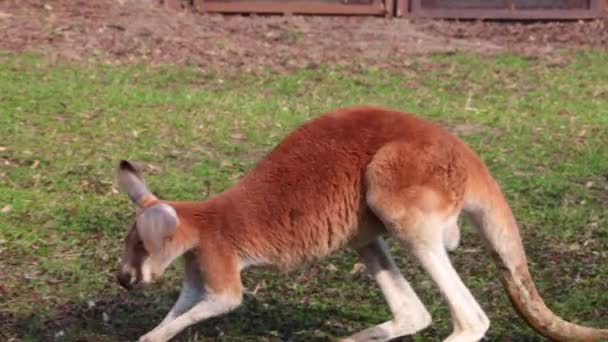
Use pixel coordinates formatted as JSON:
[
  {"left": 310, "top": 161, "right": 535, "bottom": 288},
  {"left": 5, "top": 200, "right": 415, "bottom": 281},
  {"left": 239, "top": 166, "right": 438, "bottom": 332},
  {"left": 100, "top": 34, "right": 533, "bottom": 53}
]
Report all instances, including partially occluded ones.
[
  {"left": 204, "top": 0, "right": 373, "bottom": 3},
  {"left": 409, "top": 0, "right": 603, "bottom": 18},
  {"left": 511, "top": 0, "right": 590, "bottom": 9},
  {"left": 395, "top": 0, "right": 409, "bottom": 16},
  {"left": 421, "top": 0, "right": 508, "bottom": 9},
  {"left": 385, "top": 0, "right": 395, "bottom": 16},
  {"left": 410, "top": 8, "right": 601, "bottom": 18},
  {"left": 195, "top": 0, "right": 387, "bottom": 15}
]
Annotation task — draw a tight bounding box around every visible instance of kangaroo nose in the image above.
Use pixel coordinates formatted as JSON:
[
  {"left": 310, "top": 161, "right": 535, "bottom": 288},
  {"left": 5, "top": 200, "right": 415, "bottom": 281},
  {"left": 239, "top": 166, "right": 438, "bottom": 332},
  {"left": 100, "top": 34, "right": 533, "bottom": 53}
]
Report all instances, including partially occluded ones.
[{"left": 117, "top": 272, "right": 133, "bottom": 290}]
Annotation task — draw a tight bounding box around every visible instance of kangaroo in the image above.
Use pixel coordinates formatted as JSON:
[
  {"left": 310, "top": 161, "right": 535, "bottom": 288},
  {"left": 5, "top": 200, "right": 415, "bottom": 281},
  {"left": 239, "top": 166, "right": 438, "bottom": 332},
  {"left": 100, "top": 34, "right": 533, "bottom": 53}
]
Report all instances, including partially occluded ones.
[{"left": 116, "top": 106, "right": 607, "bottom": 342}]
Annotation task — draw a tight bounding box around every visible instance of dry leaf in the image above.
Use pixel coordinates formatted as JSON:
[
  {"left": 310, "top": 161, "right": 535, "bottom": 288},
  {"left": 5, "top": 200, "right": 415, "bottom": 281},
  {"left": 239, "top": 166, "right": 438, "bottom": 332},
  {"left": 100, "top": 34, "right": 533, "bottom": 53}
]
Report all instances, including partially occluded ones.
[
  {"left": 251, "top": 280, "right": 266, "bottom": 295},
  {"left": 31, "top": 160, "right": 40, "bottom": 169},
  {"left": 350, "top": 262, "right": 365, "bottom": 275},
  {"left": 145, "top": 163, "right": 162, "bottom": 173},
  {"left": 0, "top": 146, "right": 6, "bottom": 152},
  {"left": 0, "top": 205, "right": 12, "bottom": 213},
  {"left": 231, "top": 133, "right": 245, "bottom": 141}
]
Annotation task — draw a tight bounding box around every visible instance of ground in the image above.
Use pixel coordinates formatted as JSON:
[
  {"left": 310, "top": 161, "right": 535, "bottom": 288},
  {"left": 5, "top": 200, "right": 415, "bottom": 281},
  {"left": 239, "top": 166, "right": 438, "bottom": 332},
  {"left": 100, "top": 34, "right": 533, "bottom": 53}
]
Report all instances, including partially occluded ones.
[
  {"left": 0, "top": 1, "right": 607, "bottom": 341},
  {"left": 1, "top": 0, "right": 608, "bottom": 71}
]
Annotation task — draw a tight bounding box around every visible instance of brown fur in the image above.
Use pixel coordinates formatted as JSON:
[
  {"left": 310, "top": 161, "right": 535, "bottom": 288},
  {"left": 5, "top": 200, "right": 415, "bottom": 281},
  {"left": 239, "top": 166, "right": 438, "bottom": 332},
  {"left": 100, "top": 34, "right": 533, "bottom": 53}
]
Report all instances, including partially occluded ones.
[
  {"left": 184, "top": 108, "right": 468, "bottom": 268},
  {"left": 116, "top": 106, "right": 607, "bottom": 342}
]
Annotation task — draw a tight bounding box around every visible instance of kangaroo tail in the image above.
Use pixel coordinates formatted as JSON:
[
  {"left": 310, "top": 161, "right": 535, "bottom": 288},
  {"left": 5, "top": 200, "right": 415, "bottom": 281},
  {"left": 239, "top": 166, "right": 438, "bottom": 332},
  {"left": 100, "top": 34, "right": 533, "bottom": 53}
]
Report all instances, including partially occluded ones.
[{"left": 463, "top": 154, "right": 608, "bottom": 342}]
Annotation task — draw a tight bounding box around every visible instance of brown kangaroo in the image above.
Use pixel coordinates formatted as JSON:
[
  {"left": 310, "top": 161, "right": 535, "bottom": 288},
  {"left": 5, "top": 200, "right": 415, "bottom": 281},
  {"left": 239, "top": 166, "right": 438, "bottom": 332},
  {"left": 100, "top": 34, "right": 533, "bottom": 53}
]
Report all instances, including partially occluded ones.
[{"left": 115, "top": 106, "right": 608, "bottom": 342}]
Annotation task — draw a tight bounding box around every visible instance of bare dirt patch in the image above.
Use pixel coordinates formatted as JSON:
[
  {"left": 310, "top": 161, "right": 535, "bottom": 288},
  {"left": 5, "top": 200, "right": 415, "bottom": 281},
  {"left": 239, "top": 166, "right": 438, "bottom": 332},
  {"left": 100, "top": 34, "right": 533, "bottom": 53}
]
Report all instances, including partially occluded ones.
[
  {"left": 1, "top": 0, "right": 607, "bottom": 71},
  {"left": 420, "top": 18, "right": 608, "bottom": 50}
]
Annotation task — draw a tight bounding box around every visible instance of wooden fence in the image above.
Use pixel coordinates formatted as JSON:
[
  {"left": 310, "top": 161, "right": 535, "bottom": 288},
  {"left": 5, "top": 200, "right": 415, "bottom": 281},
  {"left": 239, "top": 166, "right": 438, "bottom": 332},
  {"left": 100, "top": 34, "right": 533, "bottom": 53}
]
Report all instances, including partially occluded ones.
[{"left": 163, "top": 0, "right": 606, "bottom": 18}]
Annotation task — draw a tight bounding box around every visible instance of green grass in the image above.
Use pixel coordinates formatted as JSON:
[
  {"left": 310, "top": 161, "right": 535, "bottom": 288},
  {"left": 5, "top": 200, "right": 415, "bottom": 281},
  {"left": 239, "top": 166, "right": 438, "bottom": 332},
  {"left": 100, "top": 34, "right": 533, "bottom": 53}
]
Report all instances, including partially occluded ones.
[{"left": 1, "top": 50, "right": 607, "bottom": 341}]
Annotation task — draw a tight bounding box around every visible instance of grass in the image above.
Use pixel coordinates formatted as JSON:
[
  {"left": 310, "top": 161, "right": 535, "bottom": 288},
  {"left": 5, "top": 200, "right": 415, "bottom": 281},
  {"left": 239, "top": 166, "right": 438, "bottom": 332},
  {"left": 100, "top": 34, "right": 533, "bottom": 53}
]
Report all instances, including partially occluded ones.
[{"left": 0, "top": 50, "right": 607, "bottom": 341}]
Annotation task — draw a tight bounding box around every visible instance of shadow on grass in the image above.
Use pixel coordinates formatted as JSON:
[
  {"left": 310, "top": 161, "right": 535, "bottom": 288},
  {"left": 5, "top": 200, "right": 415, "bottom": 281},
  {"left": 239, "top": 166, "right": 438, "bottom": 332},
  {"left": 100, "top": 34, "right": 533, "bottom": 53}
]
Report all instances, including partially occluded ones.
[
  {"left": 1, "top": 291, "right": 368, "bottom": 341},
  {"left": 1, "top": 291, "right": 549, "bottom": 342}
]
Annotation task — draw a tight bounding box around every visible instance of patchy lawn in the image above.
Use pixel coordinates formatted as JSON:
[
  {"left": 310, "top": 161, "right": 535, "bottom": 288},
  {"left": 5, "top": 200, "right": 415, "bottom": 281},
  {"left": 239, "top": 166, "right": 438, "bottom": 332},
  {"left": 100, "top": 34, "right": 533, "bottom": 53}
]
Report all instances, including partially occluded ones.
[{"left": 1, "top": 50, "right": 607, "bottom": 341}]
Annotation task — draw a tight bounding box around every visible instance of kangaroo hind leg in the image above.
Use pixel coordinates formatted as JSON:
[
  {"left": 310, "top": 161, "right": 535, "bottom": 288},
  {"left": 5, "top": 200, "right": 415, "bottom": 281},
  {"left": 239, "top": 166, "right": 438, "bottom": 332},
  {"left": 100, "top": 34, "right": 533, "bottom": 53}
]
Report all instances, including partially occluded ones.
[{"left": 365, "top": 142, "right": 489, "bottom": 342}]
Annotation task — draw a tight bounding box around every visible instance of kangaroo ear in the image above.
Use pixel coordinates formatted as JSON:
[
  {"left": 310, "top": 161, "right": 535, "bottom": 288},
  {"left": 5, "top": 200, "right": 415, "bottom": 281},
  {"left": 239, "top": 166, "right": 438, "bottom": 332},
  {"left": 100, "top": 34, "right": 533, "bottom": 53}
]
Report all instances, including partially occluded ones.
[
  {"left": 136, "top": 203, "right": 178, "bottom": 253},
  {"left": 117, "top": 160, "right": 156, "bottom": 206}
]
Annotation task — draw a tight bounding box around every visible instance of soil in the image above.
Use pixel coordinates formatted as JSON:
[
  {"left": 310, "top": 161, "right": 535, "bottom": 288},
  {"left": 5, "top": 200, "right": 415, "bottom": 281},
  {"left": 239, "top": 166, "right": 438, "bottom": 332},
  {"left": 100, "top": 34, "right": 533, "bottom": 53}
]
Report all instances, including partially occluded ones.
[{"left": 0, "top": 0, "right": 606, "bottom": 71}]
